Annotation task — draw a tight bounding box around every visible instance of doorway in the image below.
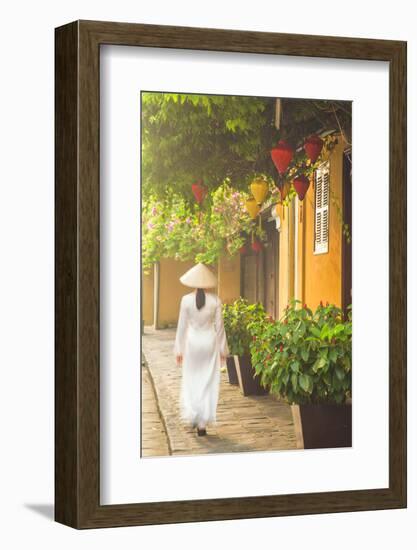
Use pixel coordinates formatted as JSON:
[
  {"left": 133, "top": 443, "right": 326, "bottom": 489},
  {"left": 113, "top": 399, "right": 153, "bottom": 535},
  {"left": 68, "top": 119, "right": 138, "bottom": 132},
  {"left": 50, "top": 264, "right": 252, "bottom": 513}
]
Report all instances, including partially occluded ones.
[{"left": 240, "top": 218, "right": 279, "bottom": 318}]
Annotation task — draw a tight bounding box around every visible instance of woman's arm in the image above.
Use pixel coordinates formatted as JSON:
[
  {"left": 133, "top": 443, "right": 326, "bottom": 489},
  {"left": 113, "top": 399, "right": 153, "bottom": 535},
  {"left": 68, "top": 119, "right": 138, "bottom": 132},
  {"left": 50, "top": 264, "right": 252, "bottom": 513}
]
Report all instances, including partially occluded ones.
[
  {"left": 215, "top": 296, "right": 230, "bottom": 360},
  {"left": 173, "top": 296, "right": 188, "bottom": 364}
]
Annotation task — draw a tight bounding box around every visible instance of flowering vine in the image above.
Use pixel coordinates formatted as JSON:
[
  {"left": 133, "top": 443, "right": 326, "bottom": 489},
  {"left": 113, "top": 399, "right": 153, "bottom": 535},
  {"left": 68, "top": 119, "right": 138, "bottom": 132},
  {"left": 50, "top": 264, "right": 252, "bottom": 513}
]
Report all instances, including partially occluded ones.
[{"left": 142, "top": 181, "right": 262, "bottom": 274}]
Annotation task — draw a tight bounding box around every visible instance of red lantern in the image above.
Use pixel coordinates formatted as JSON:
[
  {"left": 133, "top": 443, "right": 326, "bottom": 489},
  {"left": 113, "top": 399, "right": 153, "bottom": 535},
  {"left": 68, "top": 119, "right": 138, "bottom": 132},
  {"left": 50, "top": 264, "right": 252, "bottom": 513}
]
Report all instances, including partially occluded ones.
[
  {"left": 270, "top": 140, "right": 294, "bottom": 175},
  {"left": 251, "top": 240, "right": 262, "bottom": 254},
  {"left": 191, "top": 179, "right": 207, "bottom": 204},
  {"left": 304, "top": 135, "right": 324, "bottom": 163},
  {"left": 293, "top": 175, "right": 310, "bottom": 201}
]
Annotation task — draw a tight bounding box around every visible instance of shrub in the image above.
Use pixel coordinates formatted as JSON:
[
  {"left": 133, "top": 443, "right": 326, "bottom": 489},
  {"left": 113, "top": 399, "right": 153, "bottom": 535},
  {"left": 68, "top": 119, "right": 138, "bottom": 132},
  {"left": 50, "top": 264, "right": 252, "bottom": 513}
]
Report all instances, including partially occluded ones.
[
  {"left": 222, "top": 298, "right": 266, "bottom": 356},
  {"left": 249, "top": 300, "right": 352, "bottom": 404}
]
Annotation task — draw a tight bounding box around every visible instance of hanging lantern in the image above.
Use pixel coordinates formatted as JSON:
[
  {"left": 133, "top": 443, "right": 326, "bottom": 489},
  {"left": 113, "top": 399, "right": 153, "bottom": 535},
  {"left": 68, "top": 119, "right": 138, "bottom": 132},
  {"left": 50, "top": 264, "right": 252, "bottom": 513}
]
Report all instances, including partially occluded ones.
[
  {"left": 270, "top": 140, "right": 294, "bottom": 175},
  {"left": 245, "top": 198, "right": 260, "bottom": 220},
  {"left": 250, "top": 177, "right": 269, "bottom": 205},
  {"left": 191, "top": 179, "right": 207, "bottom": 204},
  {"left": 304, "top": 135, "right": 324, "bottom": 164},
  {"left": 293, "top": 175, "right": 310, "bottom": 201},
  {"left": 251, "top": 240, "right": 262, "bottom": 254}
]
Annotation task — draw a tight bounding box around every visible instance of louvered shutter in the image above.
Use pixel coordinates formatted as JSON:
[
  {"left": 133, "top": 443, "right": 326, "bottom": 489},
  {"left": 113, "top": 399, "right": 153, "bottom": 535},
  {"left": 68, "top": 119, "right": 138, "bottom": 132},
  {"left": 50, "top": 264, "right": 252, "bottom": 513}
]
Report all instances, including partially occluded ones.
[{"left": 314, "top": 161, "right": 330, "bottom": 254}]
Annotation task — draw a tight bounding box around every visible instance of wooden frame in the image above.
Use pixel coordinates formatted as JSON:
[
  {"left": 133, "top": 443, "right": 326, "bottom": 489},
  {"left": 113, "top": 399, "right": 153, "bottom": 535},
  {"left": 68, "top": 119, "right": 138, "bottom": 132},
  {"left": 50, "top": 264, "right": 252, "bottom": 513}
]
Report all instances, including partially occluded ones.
[{"left": 55, "top": 20, "right": 407, "bottom": 529}]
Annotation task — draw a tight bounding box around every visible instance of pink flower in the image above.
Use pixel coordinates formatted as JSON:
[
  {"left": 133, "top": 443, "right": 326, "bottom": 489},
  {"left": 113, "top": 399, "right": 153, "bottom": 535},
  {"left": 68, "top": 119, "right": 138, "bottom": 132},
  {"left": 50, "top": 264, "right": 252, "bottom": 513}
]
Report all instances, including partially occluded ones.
[
  {"left": 147, "top": 222, "right": 154, "bottom": 230},
  {"left": 151, "top": 206, "right": 158, "bottom": 215},
  {"left": 185, "top": 217, "right": 191, "bottom": 224}
]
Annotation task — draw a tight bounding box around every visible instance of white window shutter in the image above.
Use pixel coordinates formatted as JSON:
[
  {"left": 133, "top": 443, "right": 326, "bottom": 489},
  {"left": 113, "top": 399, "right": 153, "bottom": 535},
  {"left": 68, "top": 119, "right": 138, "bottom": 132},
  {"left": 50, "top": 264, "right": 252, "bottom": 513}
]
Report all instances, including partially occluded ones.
[{"left": 314, "top": 161, "right": 330, "bottom": 254}]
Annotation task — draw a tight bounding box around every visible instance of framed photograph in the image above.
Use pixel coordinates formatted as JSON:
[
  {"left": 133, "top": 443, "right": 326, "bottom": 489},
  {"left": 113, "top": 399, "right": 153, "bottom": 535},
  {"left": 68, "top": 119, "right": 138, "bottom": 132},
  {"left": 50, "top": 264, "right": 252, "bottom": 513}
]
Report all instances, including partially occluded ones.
[{"left": 55, "top": 20, "right": 406, "bottom": 528}]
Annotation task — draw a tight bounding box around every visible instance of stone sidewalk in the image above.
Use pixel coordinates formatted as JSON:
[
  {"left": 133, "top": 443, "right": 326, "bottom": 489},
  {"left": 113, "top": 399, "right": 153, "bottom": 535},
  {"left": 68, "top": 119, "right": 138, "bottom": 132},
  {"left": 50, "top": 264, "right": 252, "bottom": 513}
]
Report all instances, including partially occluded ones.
[
  {"left": 141, "top": 364, "right": 170, "bottom": 457},
  {"left": 141, "top": 327, "right": 297, "bottom": 456}
]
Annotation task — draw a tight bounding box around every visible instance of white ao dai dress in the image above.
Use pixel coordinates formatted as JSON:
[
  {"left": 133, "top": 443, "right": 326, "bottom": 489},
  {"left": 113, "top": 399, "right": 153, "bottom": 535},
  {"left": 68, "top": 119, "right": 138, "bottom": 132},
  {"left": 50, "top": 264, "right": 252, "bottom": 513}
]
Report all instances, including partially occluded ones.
[{"left": 173, "top": 291, "right": 230, "bottom": 427}]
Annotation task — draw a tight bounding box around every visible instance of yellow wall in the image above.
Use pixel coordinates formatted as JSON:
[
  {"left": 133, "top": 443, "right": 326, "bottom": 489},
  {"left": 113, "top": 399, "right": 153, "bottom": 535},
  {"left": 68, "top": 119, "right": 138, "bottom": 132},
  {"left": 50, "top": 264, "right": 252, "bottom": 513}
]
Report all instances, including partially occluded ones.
[
  {"left": 142, "top": 268, "right": 154, "bottom": 326},
  {"left": 276, "top": 200, "right": 296, "bottom": 317},
  {"left": 217, "top": 253, "right": 241, "bottom": 304},
  {"left": 144, "top": 138, "right": 345, "bottom": 329},
  {"left": 296, "top": 137, "right": 344, "bottom": 309},
  {"left": 145, "top": 254, "right": 241, "bottom": 329},
  {"left": 157, "top": 257, "right": 196, "bottom": 328}
]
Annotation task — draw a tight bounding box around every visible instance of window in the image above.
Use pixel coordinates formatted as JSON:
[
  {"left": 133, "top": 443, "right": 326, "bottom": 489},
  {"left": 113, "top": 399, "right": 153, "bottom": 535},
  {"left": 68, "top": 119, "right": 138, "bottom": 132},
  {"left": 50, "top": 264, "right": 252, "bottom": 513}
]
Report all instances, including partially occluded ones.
[{"left": 314, "top": 161, "right": 330, "bottom": 254}]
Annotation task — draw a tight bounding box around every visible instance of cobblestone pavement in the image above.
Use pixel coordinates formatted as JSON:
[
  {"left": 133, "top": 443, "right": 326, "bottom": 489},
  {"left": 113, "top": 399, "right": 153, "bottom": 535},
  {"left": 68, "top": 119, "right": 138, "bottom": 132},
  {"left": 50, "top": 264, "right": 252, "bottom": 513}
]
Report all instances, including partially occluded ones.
[
  {"left": 141, "top": 364, "right": 170, "bottom": 457},
  {"left": 141, "top": 327, "right": 297, "bottom": 456}
]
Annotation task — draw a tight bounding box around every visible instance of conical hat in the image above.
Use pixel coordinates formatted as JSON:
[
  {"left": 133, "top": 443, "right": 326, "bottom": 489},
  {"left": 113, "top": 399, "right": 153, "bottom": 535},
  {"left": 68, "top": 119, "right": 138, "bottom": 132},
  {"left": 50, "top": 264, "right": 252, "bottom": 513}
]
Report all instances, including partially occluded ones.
[{"left": 179, "top": 262, "right": 217, "bottom": 288}]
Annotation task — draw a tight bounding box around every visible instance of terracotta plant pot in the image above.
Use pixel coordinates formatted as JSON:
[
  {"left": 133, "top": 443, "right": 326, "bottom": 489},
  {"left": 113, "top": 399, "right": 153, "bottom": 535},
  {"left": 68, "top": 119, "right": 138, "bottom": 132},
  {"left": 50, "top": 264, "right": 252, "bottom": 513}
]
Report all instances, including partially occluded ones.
[
  {"left": 233, "top": 354, "right": 268, "bottom": 396},
  {"left": 298, "top": 403, "right": 352, "bottom": 449},
  {"left": 225, "top": 355, "right": 239, "bottom": 385}
]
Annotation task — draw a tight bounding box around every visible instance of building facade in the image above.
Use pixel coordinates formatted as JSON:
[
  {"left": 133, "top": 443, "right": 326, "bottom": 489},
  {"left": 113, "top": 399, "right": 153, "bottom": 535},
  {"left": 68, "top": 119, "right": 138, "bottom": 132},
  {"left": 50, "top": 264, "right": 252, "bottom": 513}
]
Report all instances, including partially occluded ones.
[{"left": 142, "top": 133, "right": 351, "bottom": 328}]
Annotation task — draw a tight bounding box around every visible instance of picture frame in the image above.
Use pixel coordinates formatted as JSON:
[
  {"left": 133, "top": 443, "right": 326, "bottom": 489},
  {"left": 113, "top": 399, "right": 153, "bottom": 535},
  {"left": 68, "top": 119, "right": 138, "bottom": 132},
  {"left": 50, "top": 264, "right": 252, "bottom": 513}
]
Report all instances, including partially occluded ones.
[{"left": 55, "top": 19, "right": 407, "bottom": 528}]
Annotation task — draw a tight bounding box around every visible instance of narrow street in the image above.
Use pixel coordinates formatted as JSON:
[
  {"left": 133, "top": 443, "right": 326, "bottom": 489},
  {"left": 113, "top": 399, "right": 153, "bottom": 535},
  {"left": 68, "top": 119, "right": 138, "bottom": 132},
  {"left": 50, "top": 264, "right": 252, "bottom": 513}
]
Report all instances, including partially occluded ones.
[{"left": 141, "top": 327, "right": 297, "bottom": 457}]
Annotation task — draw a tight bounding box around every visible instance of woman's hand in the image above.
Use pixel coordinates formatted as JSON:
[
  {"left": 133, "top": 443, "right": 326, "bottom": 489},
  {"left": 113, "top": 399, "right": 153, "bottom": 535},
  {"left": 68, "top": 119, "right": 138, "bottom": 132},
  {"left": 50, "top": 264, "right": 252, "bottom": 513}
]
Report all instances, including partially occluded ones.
[{"left": 175, "top": 354, "right": 183, "bottom": 366}]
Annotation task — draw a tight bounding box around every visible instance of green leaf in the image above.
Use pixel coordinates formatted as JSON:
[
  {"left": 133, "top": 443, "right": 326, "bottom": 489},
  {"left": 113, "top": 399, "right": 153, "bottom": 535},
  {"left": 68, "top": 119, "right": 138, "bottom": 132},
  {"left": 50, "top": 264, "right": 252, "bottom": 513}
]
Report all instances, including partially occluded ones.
[
  {"left": 342, "top": 355, "right": 351, "bottom": 371},
  {"left": 290, "top": 360, "right": 300, "bottom": 373},
  {"left": 299, "top": 374, "right": 313, "bottom": 394},
  {"left": 335, "top": 364, "right": 345, "bottom": 381},
  {"left": 291, "top": 373, "right": 298, "bottom": 392},
  {"left": 282, "top": 371, "right": 290, "bottom": 385},
  {"left": 323, "top": 371, "right": 332, "bottom": 386},
  {"left": 333, "top": 324, "right": 345, "bottom": 335},
  {"left": 301, "top": 348, "right": 309, "bottom": 362},
  {"left": 313, "top": 357, "right": 327, "bottom": 372},
  {"left": 310, "top": 327, "right": 321, "bottom": 338},
  {"left": 329, "top": 348, "right": 338, "bottom": 363}
]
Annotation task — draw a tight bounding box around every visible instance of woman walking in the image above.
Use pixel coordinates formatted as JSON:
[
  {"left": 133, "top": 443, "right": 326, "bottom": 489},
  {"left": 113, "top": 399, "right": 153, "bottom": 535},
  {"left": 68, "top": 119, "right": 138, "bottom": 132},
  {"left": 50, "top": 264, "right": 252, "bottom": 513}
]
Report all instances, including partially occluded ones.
[{"left": 174, "top": 263, "right": 229, "bottom": 436}]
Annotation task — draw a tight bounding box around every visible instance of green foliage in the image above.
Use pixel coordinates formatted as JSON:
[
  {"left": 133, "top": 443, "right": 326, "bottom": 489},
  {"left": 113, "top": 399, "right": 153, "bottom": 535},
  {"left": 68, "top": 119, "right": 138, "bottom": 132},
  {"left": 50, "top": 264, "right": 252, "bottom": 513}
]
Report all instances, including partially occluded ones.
[
  {"left": 142, "top": 181, "right": 262, "bottom": 273},
  {"left": 142, "top": 92, "right": 277, "bottom": 199},
  {"left": 142, "top": 92, "right": 351, "bottom": 202},
  {"left": 222, "top": 298, "right": 267, "bottom": 356},
  {"left": 141, "top": 93, "right": 352, "bottom": 260},
  {"left": 248, "top": 300, "right": 352, "bottom": 405}
]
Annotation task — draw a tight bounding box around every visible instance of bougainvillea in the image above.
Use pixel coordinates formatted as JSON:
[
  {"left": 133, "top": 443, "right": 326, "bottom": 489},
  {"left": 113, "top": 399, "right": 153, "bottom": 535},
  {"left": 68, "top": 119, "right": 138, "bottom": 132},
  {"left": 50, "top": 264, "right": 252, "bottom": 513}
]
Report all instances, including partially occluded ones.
[{"left": 142, "top": 181, "right": 265, "bottom": 273}]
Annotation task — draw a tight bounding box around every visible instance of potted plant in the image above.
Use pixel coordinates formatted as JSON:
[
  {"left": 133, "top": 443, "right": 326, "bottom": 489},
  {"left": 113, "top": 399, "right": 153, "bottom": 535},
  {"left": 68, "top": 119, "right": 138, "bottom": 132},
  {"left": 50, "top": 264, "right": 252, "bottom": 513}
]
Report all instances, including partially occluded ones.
[
  {"left": 249, "top": 300, "right": 352, "bottom": 448},
  {"left": 223, "top": 298, "right": 268, "bottom": 395},
  {"left": 222, "top": 302, "right": 240, "bottom": 385}
]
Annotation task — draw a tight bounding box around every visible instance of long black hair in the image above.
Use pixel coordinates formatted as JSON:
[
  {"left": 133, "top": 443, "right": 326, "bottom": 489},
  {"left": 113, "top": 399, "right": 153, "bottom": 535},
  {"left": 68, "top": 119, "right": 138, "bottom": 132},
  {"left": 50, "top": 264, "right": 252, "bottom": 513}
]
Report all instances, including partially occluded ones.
[{"left": 196, "top": 288, "right": 206, "bottom": 310}]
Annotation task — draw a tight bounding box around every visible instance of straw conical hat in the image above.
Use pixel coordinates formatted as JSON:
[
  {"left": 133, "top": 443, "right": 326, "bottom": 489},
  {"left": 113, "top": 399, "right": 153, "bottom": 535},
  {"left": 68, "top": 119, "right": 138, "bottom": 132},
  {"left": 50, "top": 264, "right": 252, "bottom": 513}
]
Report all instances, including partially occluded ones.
[{"left": 179, "top": 262, "right": 217, "bottom": 289}]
